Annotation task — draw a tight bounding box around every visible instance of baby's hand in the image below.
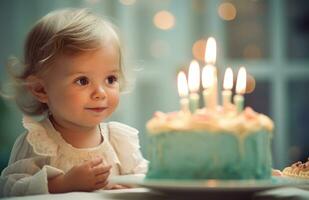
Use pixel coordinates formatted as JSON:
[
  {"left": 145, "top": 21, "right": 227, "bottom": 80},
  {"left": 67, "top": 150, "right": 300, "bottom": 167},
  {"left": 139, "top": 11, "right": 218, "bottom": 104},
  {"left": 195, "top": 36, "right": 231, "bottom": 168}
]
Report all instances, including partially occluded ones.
[{"left": 64, "top": 158, "right": 112, "bottom": 191}]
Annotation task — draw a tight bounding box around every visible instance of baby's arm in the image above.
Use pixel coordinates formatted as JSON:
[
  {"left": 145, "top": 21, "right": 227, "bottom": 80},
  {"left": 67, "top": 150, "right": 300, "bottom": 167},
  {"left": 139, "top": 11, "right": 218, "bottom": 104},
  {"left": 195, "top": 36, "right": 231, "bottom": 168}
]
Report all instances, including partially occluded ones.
[
  {"left": 108, "top": 122, "right": 149, "bottom": 175},
  {"left": 0, "top": 134, "right": 112, "bottom": 196},
  {"left": 0, "top": 133, "right": 63, "bottom": 197},
  {"left": 48, "top": 158, "right": 111, "bottom": 193}
]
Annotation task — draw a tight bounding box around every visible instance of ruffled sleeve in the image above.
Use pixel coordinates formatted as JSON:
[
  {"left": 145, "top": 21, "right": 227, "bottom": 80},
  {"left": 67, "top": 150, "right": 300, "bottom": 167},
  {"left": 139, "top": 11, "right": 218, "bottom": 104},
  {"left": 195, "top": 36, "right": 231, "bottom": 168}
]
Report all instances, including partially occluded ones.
[
  {"left": 108, "top": 122, "right": 148, "bottom": 175},
  {"left": 23, "top": 115, "right": 58, "bottom": 156},
  {"left": 0, "top": 157, "right": 64, "bottom": 197},
  {"left": 0, "top": 116, "right": 63, "bottom": 197}
]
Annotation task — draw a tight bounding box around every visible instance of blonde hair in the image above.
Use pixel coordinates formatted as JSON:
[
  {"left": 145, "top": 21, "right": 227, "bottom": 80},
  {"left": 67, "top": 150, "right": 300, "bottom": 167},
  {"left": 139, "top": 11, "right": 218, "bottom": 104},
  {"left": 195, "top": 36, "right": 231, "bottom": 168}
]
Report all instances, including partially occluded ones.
[{"left": 7, "top": 8, "right": 126, "bottom": 116}]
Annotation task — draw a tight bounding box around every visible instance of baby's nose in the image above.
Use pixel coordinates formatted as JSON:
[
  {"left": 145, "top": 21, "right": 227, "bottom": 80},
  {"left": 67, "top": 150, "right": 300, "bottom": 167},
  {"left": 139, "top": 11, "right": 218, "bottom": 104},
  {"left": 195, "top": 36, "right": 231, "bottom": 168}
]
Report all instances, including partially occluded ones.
[{"left": 92, "top": 86, "right": 106, "bottom": 100}]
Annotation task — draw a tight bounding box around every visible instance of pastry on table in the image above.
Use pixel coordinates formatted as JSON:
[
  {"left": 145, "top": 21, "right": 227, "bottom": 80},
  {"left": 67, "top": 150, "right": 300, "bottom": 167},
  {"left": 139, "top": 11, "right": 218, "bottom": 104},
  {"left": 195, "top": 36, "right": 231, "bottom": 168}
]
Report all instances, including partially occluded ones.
[{"left": 282, "top": 158, "right": 309, "bottom": 179}]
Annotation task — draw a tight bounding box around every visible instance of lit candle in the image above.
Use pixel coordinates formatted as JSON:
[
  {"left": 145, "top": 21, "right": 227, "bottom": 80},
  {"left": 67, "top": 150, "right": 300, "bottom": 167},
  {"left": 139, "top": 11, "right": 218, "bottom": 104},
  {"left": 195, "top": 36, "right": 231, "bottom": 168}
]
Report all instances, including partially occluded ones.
[
  {"left": 202, "top": 65, "right": 214, "bottom": 109},
  {"left": 222, "top": 67, "right": 233, "bottom": 110},
  {"left": 177, "top": 71, "right": 189, "bottom": 113},
  {"left": 204, "top": 37, "right": 218, "bottom": 110},
  {"left": 234, "top": 67, "right": 246, "bottom": 113},
  {"left": 188, "top": 60, "right": 200, "bottom": 113}
]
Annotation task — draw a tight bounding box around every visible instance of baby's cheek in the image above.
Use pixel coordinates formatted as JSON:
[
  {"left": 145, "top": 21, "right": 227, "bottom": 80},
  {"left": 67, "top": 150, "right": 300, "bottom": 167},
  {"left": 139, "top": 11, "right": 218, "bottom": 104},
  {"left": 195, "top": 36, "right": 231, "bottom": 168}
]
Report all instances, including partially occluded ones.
[{"left": 110, "top": 91, "right": 120, "bottom": 109}]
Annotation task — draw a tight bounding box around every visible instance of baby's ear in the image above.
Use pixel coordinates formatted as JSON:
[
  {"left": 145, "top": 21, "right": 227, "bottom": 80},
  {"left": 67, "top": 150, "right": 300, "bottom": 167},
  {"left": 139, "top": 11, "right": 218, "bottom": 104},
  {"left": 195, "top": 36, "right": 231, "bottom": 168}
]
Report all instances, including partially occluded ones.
[{"left": 26, "top": 75, "right": 48, "bottom": 103}]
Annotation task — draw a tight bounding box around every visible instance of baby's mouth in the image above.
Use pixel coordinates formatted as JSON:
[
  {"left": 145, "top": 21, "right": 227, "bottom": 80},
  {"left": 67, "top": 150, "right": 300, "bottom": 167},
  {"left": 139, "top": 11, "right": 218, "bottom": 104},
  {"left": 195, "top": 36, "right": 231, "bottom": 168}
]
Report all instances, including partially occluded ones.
[{"left": 85, "top": 107, "right": 107, "bottom": 113}]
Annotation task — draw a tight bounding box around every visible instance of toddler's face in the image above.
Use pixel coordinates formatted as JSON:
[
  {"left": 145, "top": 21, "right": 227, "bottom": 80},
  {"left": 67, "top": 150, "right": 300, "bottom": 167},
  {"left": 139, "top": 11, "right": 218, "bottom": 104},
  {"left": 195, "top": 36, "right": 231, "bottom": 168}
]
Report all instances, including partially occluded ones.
[{"left": 42, "top": 43, "right": 120, "bottom": 128}]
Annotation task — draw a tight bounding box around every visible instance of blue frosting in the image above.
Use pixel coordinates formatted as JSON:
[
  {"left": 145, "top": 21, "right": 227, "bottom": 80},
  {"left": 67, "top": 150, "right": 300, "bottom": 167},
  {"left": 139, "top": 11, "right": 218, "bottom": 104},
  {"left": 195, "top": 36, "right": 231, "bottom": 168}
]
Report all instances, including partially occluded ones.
[{"left": 146, "top": 131, "right": 272, "bottom": 180}]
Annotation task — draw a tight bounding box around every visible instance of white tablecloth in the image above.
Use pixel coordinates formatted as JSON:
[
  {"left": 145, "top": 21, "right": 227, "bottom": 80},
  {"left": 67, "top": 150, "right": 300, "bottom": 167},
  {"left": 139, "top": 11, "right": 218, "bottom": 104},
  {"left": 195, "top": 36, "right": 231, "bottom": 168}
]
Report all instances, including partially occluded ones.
[
  {"left": 2, "top": 187, "right": 309, "bottom": 200},
  {"left": 1, "top": 188, "right": 164, "bottom": 200}
]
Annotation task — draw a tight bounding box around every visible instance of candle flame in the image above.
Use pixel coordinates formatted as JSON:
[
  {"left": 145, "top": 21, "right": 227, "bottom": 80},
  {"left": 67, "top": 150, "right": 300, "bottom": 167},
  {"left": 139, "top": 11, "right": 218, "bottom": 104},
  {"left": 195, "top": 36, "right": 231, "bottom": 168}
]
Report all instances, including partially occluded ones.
[
  {"left": 177, "top": 71, "right": 189, "bottom": 97},
  {"left": 202, "top": 65, "right": 214, "bottom": 89},
  {"left": 188, "top": 60, "right": 200, "bottom": 93},
  {"left": 223, "top": 67, "right": 233, "bottom": 90},
  {"left": 205, "top": 37, "right": 217, "bottom": 65},
  {"left": 236, "top": 67, "right": 246, "bottom": 94}
]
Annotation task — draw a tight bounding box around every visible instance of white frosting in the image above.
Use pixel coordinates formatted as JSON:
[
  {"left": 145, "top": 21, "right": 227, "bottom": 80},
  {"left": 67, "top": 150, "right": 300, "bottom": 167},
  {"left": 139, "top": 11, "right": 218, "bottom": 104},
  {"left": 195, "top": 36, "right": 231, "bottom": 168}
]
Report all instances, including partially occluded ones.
[{"left": 147, "top": 106, "right": 274, "bottom": 135}]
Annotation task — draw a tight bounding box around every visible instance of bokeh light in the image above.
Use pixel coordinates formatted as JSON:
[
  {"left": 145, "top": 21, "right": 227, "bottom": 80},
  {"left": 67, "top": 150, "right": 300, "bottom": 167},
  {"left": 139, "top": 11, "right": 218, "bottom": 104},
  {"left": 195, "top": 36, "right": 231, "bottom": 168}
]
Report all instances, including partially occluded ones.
[
  {"left": 192, "top": 39, "right": 207, "bottom": 62},
  {"left": 150, "top": 39, "right": 171, "bottom": 58},
  {"left": 245, "top": 73, "right": 256, "bottom": 94},
  {"left": 153, "top": 10, "right": 175, "bottom": 30},
  {"left": 218, "top": 2, "right": 237, "bottom": 21},
  {"left": 243, "top": 44, "right": 262, "bottom": 59}
]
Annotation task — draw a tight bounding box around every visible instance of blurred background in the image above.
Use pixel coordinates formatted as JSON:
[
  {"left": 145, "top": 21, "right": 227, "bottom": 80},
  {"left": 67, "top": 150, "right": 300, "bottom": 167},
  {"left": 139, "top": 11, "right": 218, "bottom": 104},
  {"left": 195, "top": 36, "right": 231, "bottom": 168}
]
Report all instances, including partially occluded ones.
[{"left": 0, "top": 0, "right": 308, "bottom": 172}]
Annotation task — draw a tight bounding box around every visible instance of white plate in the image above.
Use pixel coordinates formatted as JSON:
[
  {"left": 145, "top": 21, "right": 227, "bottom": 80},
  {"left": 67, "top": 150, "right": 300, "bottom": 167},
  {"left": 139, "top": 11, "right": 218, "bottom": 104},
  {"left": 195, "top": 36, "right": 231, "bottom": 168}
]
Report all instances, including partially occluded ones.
[{"left": 110, "top": 175, "right": 309, "bottom": 193}]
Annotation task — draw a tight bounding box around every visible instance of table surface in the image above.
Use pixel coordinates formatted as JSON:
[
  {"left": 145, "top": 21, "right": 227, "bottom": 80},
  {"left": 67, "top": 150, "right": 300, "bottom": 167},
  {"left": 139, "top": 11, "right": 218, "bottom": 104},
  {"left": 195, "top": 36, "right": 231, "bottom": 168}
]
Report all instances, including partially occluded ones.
[{"left": 2, "top": 187, "right": 309, "bottom": 200}]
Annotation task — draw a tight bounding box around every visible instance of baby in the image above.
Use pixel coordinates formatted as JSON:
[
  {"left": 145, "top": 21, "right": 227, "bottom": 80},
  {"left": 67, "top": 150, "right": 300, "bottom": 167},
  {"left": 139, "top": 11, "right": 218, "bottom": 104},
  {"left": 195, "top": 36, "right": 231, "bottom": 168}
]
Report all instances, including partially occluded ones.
[{"left": 0, "top": 8, "right": 148, "bottom": 197}]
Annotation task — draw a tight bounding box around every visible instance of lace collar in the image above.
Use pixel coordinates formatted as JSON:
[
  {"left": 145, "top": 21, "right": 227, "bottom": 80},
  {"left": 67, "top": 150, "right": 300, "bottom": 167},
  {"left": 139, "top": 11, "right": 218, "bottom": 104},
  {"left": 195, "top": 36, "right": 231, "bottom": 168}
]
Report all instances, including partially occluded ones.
[{"left": 23, "top": 115, "right": 118, "bottom": 162}]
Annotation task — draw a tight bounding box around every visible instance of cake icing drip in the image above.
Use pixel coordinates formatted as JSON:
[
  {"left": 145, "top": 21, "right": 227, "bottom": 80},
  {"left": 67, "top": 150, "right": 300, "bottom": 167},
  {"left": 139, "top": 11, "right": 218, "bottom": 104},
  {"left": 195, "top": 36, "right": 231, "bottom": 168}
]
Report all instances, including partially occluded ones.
[{"left": 147, "top": 106, "right": 274, "bottom": 135}]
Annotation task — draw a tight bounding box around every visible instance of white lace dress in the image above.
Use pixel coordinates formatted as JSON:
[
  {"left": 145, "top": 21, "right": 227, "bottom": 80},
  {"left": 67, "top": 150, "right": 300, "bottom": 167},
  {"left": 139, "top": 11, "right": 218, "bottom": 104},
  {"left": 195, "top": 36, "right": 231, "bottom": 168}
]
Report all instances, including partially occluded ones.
[{"left": 0, "top": 116, "right": 148, "bottom": 197}]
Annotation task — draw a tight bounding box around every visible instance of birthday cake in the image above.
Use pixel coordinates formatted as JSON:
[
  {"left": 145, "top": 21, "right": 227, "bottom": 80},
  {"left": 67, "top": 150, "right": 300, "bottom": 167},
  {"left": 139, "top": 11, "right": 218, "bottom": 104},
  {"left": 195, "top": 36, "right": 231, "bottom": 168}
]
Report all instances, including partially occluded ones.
[
  {"left": 145, "top": 37, "right": 274, "bottom": 180},
  {"left": 146, "top": 106, "right": 274, "bottom": 180}
]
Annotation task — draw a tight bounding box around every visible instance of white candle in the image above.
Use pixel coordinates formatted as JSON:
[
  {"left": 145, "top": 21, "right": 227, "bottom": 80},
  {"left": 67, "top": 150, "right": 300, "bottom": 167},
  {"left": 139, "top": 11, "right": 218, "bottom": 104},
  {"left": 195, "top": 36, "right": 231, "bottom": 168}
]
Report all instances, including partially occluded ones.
[
  {"left": 205, "top": 37, "right": 216, "bottom": 65},
  {"left": 222, "top": 67, "right": 233, "bottom": 110},
  {"left": 234, "top": 67, "right": 247, "bottom": 113},
  {"left": 204, "top": 37, "right": 218, "bottom": 110},
  {"left": 202, "top": 65, "right": 214, "bottom": 109},
  {"left": 177, "top": 71, "right": 189, "bottom": 113},
  {"left": 188, "top": 60, "right": 200, "bottom": 113}
]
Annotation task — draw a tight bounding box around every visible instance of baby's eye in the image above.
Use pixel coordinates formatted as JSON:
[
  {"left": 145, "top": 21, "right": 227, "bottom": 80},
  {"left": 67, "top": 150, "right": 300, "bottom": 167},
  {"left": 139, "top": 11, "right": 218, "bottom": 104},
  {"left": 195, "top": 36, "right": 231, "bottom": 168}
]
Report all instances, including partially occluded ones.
[
  {"left": 75, "top": 76, "right": 89, "bottom": 86},
  {"left": 106, "top": 75, "right": 118, "bottom": 85}
]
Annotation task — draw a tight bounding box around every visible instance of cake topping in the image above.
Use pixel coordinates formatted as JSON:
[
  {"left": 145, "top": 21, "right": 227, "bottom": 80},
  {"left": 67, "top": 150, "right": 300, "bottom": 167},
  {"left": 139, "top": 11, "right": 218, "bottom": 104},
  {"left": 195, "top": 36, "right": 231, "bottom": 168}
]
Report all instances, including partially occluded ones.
[{"left": 147, "top": 105, "right": 274, "bottom": 134}]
